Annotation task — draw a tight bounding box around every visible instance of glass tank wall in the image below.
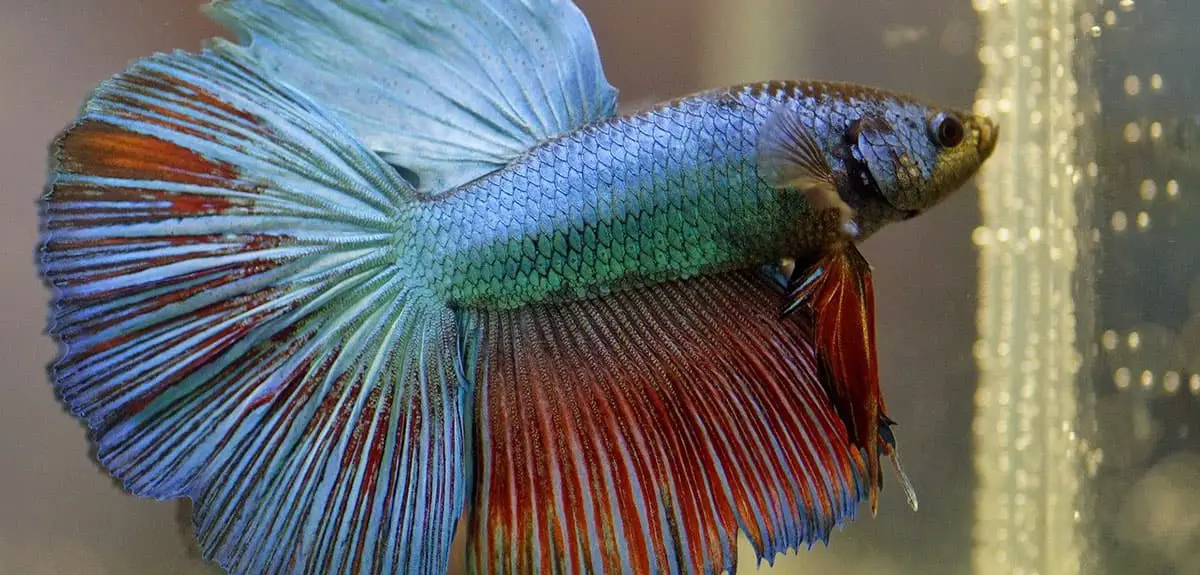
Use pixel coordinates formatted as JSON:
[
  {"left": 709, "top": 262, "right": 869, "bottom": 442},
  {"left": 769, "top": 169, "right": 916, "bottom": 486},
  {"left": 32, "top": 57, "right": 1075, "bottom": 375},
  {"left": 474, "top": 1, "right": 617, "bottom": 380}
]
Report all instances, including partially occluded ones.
[
  {"left": 971, "top": 0, "right": 1091, "bottom": 573},
  {"left": 1078, "top": 1, "right": 1200, "bottom": 573}
]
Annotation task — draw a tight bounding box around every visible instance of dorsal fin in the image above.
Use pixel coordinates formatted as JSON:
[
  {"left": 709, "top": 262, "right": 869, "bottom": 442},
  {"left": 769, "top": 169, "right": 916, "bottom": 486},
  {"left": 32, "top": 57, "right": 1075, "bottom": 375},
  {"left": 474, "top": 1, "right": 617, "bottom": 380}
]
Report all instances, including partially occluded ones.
[{"left": 206, "top": 0, "right": 620, "bottom": 195}]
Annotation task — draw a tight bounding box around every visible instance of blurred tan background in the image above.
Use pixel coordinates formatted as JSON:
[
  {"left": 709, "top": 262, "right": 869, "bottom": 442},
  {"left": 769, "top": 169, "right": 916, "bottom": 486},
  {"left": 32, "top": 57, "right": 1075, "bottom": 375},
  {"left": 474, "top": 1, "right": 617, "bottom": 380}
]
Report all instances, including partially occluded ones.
[{"left": 0, "top": 1, "right": 983, "bottom": 573}]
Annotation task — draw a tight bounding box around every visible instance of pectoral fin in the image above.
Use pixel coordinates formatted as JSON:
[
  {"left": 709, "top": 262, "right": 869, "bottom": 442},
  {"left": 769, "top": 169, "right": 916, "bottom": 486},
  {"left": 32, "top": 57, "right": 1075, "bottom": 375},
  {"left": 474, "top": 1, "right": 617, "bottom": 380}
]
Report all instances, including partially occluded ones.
[
  {"left": 780, "top": 245, "right": 918, "bottom": 513},
  {"left": 757, "top": 107, "right": 858, "bottom": 238}
]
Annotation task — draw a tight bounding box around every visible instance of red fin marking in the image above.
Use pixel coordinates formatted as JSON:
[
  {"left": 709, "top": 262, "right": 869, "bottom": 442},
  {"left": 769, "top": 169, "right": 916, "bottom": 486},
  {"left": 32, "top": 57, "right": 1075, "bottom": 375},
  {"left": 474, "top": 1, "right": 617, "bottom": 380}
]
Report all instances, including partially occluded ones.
[
  {"left": 57, "top": 120, "right": 240, "bottom": 191},
  {"left": 468, "top": 270, "right": 871, "bottom": 574}
]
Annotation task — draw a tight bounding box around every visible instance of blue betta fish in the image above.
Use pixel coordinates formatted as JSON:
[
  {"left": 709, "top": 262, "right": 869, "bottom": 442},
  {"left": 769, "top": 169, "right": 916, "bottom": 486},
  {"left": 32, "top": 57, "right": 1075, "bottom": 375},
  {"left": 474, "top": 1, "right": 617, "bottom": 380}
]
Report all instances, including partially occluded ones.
[{"left": 37, "top": 1, "right": 997, "bottom": 573}]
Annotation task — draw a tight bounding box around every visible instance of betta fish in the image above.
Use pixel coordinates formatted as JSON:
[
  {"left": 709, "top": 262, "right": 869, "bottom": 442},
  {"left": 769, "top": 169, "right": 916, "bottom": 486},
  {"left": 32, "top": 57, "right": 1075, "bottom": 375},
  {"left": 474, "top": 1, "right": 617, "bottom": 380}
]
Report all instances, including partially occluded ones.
[{"left": 36, "top": 1, "right": 997, "bottom": 573}]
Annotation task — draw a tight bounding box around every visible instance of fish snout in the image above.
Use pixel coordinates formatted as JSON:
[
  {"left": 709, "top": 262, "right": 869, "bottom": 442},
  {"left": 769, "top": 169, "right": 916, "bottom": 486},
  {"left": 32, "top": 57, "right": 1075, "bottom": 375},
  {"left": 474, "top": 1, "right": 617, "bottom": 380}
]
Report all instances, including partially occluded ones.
[{"left": 976, "top": 115, "right": 999, "bottom": 160}]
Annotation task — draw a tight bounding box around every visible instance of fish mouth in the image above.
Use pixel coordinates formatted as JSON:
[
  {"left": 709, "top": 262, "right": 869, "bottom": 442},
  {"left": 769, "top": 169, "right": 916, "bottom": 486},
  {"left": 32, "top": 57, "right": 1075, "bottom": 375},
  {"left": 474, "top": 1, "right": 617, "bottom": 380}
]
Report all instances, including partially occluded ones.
[{"left": 976, "top": 116, "right": 999, "bottom": 160}]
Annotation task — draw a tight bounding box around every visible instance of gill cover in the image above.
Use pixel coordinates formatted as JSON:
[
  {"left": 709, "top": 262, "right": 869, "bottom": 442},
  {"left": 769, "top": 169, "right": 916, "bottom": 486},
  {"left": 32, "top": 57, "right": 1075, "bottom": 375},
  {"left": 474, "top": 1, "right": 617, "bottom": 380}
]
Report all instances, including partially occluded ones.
[{"left": 850, "top": 114, "right": 932, "bottom": 212}]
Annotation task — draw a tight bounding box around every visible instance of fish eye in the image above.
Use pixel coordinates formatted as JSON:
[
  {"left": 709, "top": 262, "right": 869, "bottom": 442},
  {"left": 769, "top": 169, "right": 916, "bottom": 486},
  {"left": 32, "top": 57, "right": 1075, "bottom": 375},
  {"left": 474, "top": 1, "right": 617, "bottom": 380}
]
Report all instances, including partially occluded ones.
[{"left": 930, "top": 113, "right": 965, "bottom": 148}]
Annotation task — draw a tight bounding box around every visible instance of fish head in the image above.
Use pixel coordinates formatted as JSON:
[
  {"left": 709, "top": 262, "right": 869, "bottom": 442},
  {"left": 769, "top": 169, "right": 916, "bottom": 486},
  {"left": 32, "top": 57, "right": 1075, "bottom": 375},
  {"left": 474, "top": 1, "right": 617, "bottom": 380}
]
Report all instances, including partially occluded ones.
[{"left": 850, "top": 101, "right": 998, "bottom": 217}]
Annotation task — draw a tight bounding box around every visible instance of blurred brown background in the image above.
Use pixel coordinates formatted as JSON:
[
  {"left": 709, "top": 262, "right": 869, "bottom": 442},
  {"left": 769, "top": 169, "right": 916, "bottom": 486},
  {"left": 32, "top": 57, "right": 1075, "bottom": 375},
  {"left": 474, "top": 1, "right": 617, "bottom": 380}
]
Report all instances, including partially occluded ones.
[{"left": 0, "top": 1, "right": 982, "bottom": 573}]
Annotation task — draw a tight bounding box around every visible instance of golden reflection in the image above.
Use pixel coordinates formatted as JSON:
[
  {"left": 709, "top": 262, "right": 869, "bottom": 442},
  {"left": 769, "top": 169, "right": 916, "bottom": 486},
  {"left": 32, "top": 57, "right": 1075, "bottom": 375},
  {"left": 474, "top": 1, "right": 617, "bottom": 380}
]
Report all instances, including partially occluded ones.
[{"left": 972, "top": 0, "right": 1091, "bottom": 573}]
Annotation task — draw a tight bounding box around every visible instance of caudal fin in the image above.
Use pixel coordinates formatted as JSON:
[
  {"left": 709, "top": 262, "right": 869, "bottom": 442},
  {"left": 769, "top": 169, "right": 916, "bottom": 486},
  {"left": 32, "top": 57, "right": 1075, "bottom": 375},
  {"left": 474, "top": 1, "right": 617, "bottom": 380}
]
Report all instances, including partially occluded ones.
[{"left": 38, "top": 46, "right": 466, "bottom": 573}]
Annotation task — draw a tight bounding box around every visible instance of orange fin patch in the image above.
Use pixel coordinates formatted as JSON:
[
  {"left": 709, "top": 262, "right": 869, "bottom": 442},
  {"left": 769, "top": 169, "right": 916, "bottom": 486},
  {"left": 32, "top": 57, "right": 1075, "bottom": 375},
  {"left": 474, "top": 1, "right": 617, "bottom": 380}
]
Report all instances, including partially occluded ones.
[{"left": 465, "top": 269, "right": 873, "bottom": 574}]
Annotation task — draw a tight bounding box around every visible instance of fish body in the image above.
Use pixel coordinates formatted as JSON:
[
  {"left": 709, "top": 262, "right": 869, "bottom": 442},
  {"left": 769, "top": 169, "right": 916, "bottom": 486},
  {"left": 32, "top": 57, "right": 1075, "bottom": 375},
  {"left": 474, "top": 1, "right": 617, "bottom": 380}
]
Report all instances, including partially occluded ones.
[
  {"left": 416, "top": 88, "right": 818, "bottom": 310},
  {"left": 36, "top": 1, "right": 996, "bottom": 574},
  {"left": 419, "top": 83, "right": 993, "bottom": 310}
]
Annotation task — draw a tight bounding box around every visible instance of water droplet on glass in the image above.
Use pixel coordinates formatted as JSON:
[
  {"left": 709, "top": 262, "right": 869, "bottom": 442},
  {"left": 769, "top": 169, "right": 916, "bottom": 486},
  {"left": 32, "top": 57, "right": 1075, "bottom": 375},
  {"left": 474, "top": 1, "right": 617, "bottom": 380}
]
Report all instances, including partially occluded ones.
[
  {"left": 1124, "top": 75, "right": 1140, "bottom": 96},
  {"left": 1165, "top": 372, "right": 1181, "bottom": 394},
  {"left": 1115, "top": 367, "right": 1132, "bottom": 389},
  {"left": 1124, "top": 122, "right": 1142, "bottom": 143},
  {"left": 1102, "top": 330, "right": 1118, "bottom": 350},
  {"left": 1139, "top": 179, "right": 1157, "bottom": 201},
  {"left": 1111, "top": 210, "right": 1128, "bottom": 232}
]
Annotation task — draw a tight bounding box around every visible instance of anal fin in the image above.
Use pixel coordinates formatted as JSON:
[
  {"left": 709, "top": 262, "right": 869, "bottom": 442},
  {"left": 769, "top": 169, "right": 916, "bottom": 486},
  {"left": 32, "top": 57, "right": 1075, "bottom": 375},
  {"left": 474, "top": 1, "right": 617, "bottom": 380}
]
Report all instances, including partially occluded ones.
[{"left": 465, "top": 269, "right": 873, "bottom": 574}]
